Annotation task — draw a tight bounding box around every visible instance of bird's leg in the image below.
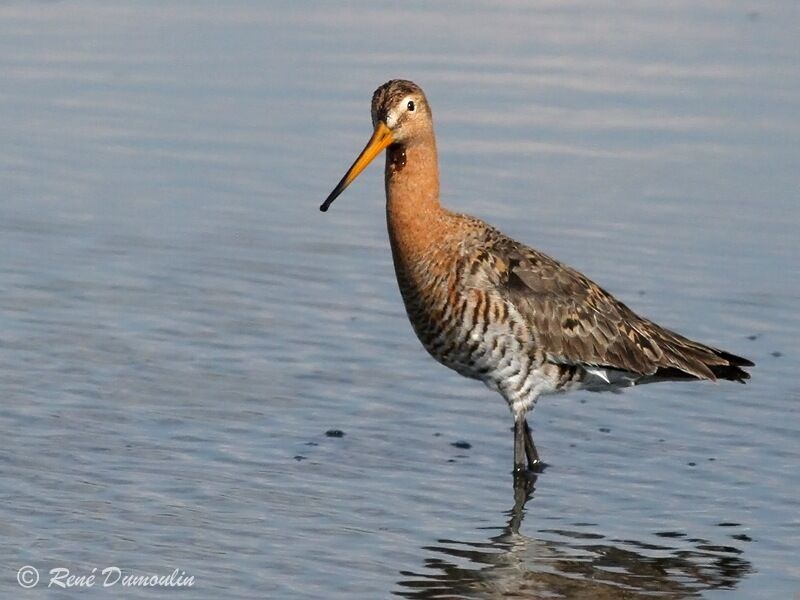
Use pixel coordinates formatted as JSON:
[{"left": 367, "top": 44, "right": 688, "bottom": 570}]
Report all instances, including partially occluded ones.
[
  {"left": 523, "top": 419, "right": 544, "bottom": 471},
  {"left": 513, "top": 417, "right": 527, "bottom": 472}
]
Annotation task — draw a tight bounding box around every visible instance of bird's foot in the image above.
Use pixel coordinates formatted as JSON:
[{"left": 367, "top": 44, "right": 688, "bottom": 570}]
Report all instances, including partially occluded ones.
[
  {"left": 512, "top": 460, "right": 547, "bottom": 476},
  {"left": 527, "top": 459, "right": 547, "bottom": 473}
]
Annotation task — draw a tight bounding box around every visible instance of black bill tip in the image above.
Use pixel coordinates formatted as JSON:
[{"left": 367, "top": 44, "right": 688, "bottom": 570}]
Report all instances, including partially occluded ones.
[{"left": 320, "top": 178, "right": 347, "bottom": 212}]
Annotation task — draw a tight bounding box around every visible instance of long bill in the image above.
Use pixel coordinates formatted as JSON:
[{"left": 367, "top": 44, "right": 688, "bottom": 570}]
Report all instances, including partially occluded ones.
[{"left": 320, "top": 121, "right": 394, "bottom": 212}]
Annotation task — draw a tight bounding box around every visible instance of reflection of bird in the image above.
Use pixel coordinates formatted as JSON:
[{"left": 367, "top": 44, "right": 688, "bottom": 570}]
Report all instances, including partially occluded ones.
[
  {"left": 396, "top": 477, "right": 753, "bottom": 599},
  {"left": 321, "top": 79, "right": 753, "bottom": 472}
]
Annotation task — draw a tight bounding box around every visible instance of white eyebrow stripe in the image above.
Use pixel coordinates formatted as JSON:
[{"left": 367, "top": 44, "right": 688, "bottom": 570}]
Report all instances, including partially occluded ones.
[{"left": 386, "top": 95, "right": 413, "bottom": 128}]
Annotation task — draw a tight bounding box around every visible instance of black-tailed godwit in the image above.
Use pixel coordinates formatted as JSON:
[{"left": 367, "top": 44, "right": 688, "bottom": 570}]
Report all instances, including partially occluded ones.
[{"left": 320, "top": 79, "right": 753, "bottom": 472}]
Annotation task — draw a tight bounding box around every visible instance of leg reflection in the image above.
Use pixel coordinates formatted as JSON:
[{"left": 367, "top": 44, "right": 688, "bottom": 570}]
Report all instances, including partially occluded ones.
[
  {"left": 396, "top": 471, "right": 752, "bottom": 599},
  {"left": 508, "top": 468, "right": 537, "bottom": 535}
]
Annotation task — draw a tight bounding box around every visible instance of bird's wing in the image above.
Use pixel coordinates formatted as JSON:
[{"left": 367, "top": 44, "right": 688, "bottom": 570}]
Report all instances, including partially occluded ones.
[{"left": 473, "top": 231, "right": 743, "bottom": 380}]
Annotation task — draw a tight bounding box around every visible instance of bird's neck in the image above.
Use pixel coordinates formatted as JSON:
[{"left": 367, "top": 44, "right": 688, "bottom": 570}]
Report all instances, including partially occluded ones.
[{"left": 384, "top": 135, "right": 446, "bottom": 268}]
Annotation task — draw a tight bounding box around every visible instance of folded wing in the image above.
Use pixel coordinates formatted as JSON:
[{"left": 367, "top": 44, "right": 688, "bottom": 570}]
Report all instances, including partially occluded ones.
[{"left": 477, "top": 232, "right": 752, "bottom": 383}]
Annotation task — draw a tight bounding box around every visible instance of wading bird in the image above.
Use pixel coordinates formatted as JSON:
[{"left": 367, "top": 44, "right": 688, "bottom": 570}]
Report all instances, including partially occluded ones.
[{"left": 320, "top": 79, "right": 753, "bottom": 472}]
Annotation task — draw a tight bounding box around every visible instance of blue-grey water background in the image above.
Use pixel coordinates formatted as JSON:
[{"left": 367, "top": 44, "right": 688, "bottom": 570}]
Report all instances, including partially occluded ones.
[{"left": 1, "top": 1, "right": 798, "bottom": 598}]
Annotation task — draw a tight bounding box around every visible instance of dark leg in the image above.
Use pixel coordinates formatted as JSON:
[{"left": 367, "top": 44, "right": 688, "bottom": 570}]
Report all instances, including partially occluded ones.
[
  {"left": 513, "top": 418, "right": 526, "bottom": 472},
  {"left": 523, "top": 419, "right": 542, "bottom": 470}
]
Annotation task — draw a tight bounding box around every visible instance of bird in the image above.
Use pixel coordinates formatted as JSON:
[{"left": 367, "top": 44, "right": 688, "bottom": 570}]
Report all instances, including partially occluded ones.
[{"left": 320, "top": 79, "right": 753, "bottom": 473}]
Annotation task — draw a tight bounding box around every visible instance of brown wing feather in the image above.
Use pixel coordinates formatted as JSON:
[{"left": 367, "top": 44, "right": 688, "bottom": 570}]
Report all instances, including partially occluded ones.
[{"left": 474, "top": 229, "right": 752, "bottom": 382}]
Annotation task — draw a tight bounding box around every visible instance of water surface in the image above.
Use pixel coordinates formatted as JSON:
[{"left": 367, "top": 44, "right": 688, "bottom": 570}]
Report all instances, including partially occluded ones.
[{"left": 1, "top": 1, "right": 798, "bottom": 598}]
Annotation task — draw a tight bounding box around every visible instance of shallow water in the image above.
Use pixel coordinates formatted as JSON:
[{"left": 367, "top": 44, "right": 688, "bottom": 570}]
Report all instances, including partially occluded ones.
[{"left": 1, "top": 1, "right": 798, "bottom": 598}]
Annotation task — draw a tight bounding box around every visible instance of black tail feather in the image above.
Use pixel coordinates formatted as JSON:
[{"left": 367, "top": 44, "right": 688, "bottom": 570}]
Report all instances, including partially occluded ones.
[
  {"left": 713, "top": 349, "right": 755, "bottom": 368},
  {"left": 654, "top": 348, "right": 753, "bottom": 384},
  {"left": 709, "top": 363, "right": 751, "bottom": 383},
  {"left": 710, "top": 349, "right": 754, "bottom": 383}
]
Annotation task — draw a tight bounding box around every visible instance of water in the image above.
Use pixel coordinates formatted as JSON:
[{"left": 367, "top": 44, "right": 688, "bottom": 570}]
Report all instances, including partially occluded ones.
[{"left": 1, "top": 1, "right": 798, "bottom": 598}]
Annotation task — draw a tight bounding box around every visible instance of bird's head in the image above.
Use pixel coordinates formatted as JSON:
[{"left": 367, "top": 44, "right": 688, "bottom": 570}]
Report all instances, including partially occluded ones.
[{"left": 320, "top": 79, "right": 430, "bottom": 212}]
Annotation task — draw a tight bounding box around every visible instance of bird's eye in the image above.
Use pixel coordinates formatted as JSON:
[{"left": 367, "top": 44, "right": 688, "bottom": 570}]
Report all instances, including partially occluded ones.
[{"left": 407, "top": 100, "right": 415, "bottom": 112}]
